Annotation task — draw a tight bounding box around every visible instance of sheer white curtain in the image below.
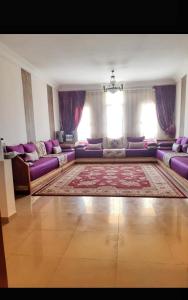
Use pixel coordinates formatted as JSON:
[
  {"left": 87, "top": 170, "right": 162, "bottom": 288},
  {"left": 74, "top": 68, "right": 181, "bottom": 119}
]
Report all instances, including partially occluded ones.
[
  {"left": 77, "top": 87, "right": 167, "bottom": 141},
  {"left": 77, "top": 90, "right": 105, "bottom": 140},
  {"left": 125, "top": 88, "right": 167, "bottom": 139},
  {"left": 103, "top": 91, "right": 125, "bottom": 138}
]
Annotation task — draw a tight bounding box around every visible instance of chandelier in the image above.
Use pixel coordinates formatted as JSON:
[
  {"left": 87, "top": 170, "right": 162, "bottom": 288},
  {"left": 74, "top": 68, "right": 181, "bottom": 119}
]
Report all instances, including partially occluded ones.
[{"left": 103, "top": 69, "right": 123, "bottom": 93}]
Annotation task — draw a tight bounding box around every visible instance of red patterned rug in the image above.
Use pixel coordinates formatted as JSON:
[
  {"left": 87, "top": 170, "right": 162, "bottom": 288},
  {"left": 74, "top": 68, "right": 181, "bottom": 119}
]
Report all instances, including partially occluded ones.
[{"left": 34, "top": 163, "right": 186, "bottom": 197}]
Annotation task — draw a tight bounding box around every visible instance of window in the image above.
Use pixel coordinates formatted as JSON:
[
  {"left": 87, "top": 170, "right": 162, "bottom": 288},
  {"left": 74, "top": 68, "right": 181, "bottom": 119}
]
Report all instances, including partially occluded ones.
[
  {"left": 105, "top": 91, "right": 124, "bottom": 138},
  {"left": 77, "top": 104, "right": 91, "bottom": 141},
  {"left": 140, "top": 102, "right": 158, "bottom": 138}
]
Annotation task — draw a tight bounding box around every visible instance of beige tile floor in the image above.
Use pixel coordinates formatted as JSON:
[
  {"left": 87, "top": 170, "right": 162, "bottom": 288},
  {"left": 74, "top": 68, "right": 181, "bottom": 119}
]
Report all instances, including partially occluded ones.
[{"left": 2, "top": 195, "right": 188, "bottom": 287}]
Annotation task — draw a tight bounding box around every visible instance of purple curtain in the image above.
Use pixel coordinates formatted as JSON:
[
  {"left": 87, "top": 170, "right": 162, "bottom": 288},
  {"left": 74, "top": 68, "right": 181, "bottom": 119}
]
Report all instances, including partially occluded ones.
[
  {"left": 58, "top": 91, "right": 86, "bottom": 134},
  {"left": 154, "top": 85, "right": 176, "bottom": 138}
]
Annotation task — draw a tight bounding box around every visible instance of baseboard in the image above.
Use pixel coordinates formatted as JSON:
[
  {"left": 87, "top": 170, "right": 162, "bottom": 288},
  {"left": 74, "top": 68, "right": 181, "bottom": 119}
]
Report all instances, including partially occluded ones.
[
  {"left": 75, "top": 157, "right": 157, "bottom": 163},
  {"left": 1, "top": 211, "right": 17, "bottom": 224}
]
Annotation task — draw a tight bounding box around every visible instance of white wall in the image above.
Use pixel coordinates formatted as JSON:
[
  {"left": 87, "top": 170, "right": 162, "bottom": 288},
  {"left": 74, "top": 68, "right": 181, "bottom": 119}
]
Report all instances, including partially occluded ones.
[
  {"left": 176, "top": 74, "right": 188, "bottom": 137},
  {"left": 184, "top": 77, "right": 188, "bottom": 136},
  {"left": 32, "top": 74, "right": 50, "bottom": 141},
  {"left": 0, "top": 56, "right": 27, "bottom": 144},
  {"left": 53, "top": 88, "right": 60, "bottom": 131},
  {"left": 175, "top": 79, "right": 181, "bottom": 138},
  {"left": 0, "top": 54, "right": 59, "bottom": 145}
]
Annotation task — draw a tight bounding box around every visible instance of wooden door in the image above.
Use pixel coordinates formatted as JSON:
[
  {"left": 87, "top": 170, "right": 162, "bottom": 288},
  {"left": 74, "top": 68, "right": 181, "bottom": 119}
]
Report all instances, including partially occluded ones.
[{"left": 0, "top": 211, "right": 8, "bottom": 288}]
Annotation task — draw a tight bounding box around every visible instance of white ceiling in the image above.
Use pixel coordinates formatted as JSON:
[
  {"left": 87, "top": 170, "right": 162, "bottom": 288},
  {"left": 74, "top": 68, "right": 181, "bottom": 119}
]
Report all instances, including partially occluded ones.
[{"left": 0, "top": 34, "right": 188, "bottom": 88}]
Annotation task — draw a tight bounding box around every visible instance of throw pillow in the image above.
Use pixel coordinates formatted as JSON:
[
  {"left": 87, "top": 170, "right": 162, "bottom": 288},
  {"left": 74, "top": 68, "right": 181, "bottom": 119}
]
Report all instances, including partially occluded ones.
[
  {"left": 127, "top": 136, "right": 145, "bottom": 142},
  {"left": 157, "top": 141, "right": 174, "bottom": 147},
  {"left": 24, "top": 150, "right": 39, "bottom": 162},
  {"left": 53, "top": 146, "right": 62, "bottom": 154},
  {"left": 87, "top": 138, "right": 103, "bottom": 144},
  {"left": 22, "top": 143, "right": 36, "bottom": 153},
  {"left": 157, "top": 146, "right": 173, "bottom": 150},
  {"left": 128, "top": 142, "right": 145, "bottom": 149},
  {"left": 86, "top": 143, "right": 102, "bottom": 150},
  {"left": 182, "top": 144, "right": 188, "bottom": 153},
  {"left": 172, "top": 143, "right": 181, "bottom": 152},
  {"left": 44, "top": 140, "right": 53, "bottom": 154},
  {"left": 6, "top": 144, "right": 25, "bottom": 154},
  {"left": 181, "top": 137, "right": 188, "bottom": 145},
  {"left": 51, "top": 139, "right": 60, "bottom": 146},
  {"left": 176, "top": 137, "right": 183, "bottom": 144},
  {"left": 35, "top": 141, "right": 47, "bottom": 157},
  {"left": 104, "top": 137, "right": 125, "bottom": 149},
  {"left": 147, "top": 143, "right": 157, "bottom": 149}
]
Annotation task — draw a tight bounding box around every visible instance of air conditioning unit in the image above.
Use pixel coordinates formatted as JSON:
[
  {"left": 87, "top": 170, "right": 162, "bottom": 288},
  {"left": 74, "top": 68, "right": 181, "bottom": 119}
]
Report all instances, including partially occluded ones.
[{"left": 56, "top": 131, "right": 64, "bottom": 142}]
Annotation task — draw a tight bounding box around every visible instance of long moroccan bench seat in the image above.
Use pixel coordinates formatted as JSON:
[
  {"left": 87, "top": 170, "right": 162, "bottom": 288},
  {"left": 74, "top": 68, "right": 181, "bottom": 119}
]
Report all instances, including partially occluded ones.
[
  {"left": 75, "top": 148, "right": 103, "bottom": 158},
  {"left": 126, "top": 148, "right": 156, "bottom": 157},
  {"left": 29, "top": 157, "right": 59, "bottom": 181},
  {"left": 75, "top": 147, "right": 156, "bottom": 158},
  {"left": 157, "top": 149, "right": 188, "bottom": 179},
  {"left": 6, "top": 139, "right": 75, "bottom": 194}
]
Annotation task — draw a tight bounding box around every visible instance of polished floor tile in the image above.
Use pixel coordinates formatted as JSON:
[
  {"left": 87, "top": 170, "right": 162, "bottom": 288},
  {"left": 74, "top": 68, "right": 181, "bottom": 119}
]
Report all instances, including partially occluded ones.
[
  {"left": 77, "top": 213, "right": 118, "bottom": 232},
  {"left": 48, "top": 258, "right": 116, "bottom": 287},
  {"left": 118, "top": 233, "right": 174, "bottom": 263},
  {"left": 119, "top": 215, "right": 163, "bottom": 235},
  {"left": 64, "top": 231, "right": 118, "bottom": 260},
  {"left": 2, "top": 228, "right": 33, "bottom": 258},
  {"left": 6, "top": 254, "right": 61, "bottom": 287},
  {"left": 14, "top": 230, "right": 74, "bottom": 257},
  {"left": 38, "top": 213, "right": 81, "bottom": 230},
  {"left": 2, "top": 194, "right": 188, "bottom": 287},
  {"left": 116, "top": 261, "right": 188, "bottom": 287}
]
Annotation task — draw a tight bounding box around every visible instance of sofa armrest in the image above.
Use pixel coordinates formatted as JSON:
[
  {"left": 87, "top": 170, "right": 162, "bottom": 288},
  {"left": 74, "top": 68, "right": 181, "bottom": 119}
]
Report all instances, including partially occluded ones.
[{"left": 11, "top": 155, "right": 31, "bottom": 193}]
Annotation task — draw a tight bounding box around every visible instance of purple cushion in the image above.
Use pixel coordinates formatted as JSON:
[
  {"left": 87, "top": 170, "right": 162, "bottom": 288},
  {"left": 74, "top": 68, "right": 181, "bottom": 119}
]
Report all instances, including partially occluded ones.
[
  {"left": 176, "top": 137, "right": 183, "bottom": 144},
  {"left": 29, "top": 157, "right": 59, "bottom": 181},
  {"left": 157, "top": 141, "right": 174, "bottom": 147},
  {"left": 61, "top": 145, "right": 73, "bottom": 149},
  {"left": 157, "top": 146, "right": 172, "bottom": 150},
  {"left": 44, "top": 140, "right": 53, "bottom": 154},
  {"left": 6, "top": 144, "right": 25, "bottom": 154},
  {"left": 170, "top": 157, "right": 188, "bottom": 179},
  {"left": 87, "top": 138, "right": 103, "bottom": 144},
  {"left": 126, "top": 148, "right": 156, "bottom": 157},
  {"left": 156, "top": 149, "right": 170, "bottom": 161},
  {"left": 51, "top": 139, "right": 60, "bottom": 146},
  {"left": 62, "top": 148, "right": 75, "bottom": 152},
  {"left": 182, "top": 144, "right": 188, "bottom": 153},
  {"left": 22, "top": 143, "right": 36, "bottom": 153},
  {"left": 65, "top": 151, "right": 75, "bottom": 162},
  {"left": 127, "top": 136, "right": 145, "bottom": 142},
  {"left": 181, "top": 137, "right": 188, "bottom": 145},
  {"left": 75, "top": 148, "right": 103, "bottom": 158}
]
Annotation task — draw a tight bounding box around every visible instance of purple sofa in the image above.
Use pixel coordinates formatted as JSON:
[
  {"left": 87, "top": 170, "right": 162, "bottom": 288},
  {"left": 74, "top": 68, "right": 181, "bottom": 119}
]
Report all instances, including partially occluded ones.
[
  {"left": 6, "top": 139, "right": 75, "bottom": 193},
  {"left": 75, "top": 146, "right": 156, "bottom": 158},
  {"left": 156, "top": 137, "right": 188, "bottom": 179},
  {"left": 75, "top": 137, "right": 156, "bottom": 159}
]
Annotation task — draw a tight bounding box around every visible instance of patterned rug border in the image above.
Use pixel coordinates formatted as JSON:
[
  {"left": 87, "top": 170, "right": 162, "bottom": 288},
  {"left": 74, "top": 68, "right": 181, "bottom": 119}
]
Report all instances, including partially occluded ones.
[
  {"left": 33, "top": 163, "right": 187, "bottom": 198},
  {"left": 155, "top": 163, "right": 188, "bottom": 198},
  {"left": 152, "top": 164, "right": 188, "bottom": 198}
]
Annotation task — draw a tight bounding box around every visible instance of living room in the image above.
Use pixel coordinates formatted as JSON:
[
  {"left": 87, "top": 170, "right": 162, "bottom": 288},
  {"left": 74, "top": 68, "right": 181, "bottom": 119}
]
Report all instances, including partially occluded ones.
[{"left": 1, "top": 34, "right": 188, "bottom": 288}]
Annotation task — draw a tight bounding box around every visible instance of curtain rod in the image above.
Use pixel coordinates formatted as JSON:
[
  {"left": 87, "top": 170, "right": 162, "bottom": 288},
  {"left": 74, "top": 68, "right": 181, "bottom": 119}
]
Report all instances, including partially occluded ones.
[{"left": 85, "top": 87, "right": 155, "bottom": 92}]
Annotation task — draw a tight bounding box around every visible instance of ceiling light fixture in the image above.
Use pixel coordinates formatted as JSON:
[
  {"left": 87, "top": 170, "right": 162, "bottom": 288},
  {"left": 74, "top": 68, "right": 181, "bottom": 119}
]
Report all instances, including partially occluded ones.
[{"left": 103, "top": 69, "right": 123, "bottom": 93}]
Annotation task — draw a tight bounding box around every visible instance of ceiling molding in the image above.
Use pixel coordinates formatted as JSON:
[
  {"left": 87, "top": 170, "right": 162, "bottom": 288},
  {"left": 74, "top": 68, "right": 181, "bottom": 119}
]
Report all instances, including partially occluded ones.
[
  {"left": 58, "top": 78, "right": 176, "bottom": 91},
  {"left": 0, "top": 41, "right": 58, "bottom": 88}
]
